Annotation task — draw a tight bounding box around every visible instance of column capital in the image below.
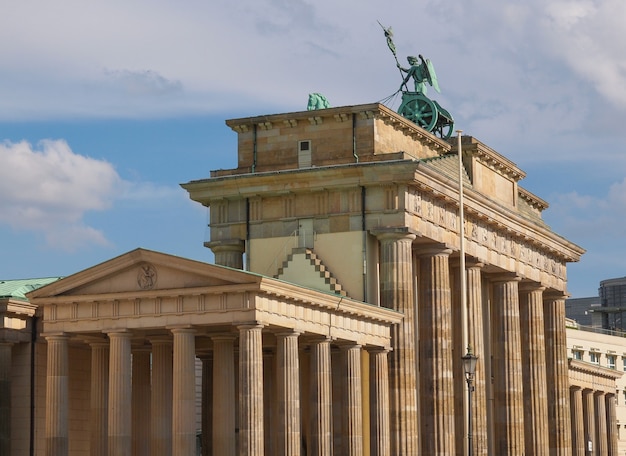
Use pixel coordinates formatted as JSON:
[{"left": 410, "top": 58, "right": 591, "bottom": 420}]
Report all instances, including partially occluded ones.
[
  {"left": 519, "top": 281, "right": 546, "bottom": 293},
  {"left": 367, "top": 346, "right": 391, "bottom": 355},
  {"left": 274, "top": 328, "right": 301, "bottom": 338},
  {"left": 205, "top": 238, "right": 245, "bottom": 253},
  {"left": 211, "top": 333, "right": 237, "bottom": 342},
  {"left": 338, "top": 341, "right": 362, "bottom": 351},
  {"left": 169, "top": 326, "right": 197, "bottom": 335},
  {"left": 543, "top": 290, "right": 569, "bottom": 301},
  {"left": 42, "top": 331, "right": 70, "bottom": 341},
  {"left": 104, "top": 329, "right": 133, "bottom": 337},
  {"left": 307, "top": 335, "right": 334, "bottom": 345},
  {"left": 82, "top": 335, "right": 108, "bottom": 347},
  {"left": 238, "top": 323, "right": 265, "bottom": 331},
  {"left": 371, "top": 227, "right": 417, "bottom": 242},
  {"left": 148, "top": 334, "right": 173, "bottom": 345},
  {"left": 466, "top": 258, "right": 485, "bottom": 269},
  {"left": 205, "top": 239, "right": 245, "bottom": 252},
  {"left": 415, "top": 243, "right": 453, "bottom": 257},
  {"left": 490, "top": 272, "right": 521, "bottom": 283}
]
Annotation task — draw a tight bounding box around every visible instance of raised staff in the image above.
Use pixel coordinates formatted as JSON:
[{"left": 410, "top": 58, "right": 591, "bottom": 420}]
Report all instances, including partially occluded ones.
[{"left": 378, "top": 23, "right": 454, "bottom": 139}]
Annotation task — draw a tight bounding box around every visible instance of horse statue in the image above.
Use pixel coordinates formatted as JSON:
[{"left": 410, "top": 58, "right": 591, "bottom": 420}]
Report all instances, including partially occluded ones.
[{"left": 307, "top": 93, "right": 331, "bottom": 111}]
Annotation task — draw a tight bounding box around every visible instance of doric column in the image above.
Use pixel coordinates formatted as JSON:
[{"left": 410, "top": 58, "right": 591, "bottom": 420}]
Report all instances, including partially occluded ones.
[
  {"left": 0, "top": 342, "right": 13, "bottom": 456},
  {"left": 519, "top": 283, "right": 549, "bottom": 455},
  {"left": 491, "top": 274, "right": 524, "bottom": 455},
  {"left": 418, "top": 245, "right": 455, "bottom": 455},
  {"left": 239, "top": 325, "right": 265, "bottom": 456},
  {"left": 263, "top": 349, "right": 276, "bottom": 456},
  {"left": 212, "top": 334, "right": 236, "bottom": 456},
  {"left": 544, "top": 293, "right": 573, "bottom": 455},
  {"left": 606, "top": 394, "right": 618, "bottom": 456},
  {"left": 309, "top": 337, "right": 333, "bottom": 456},
  {"left": 207, "top": 239, "right": 245, "bottom": 269},
  {"left": 132, "top": 347, "right": 151, "bottom": 456},
  {"left": 582, "top": 389, "right": 595, "bottom": 456},
  {"left": 342, "top": 343, "right": 363, "bottom": 456},
  {"left": 171, "top": 327, "right": 197, "bottom": 456},
  {"left": 369, "top": 348, "right": 390, "bottom": 456},
  {"left": 89, "top": 339, "right": 109, "bottom": 456},
  {"left": 199, "top": 353, "right": 213, "bottom": 456},
  {"left": 595, "top": 392, "right": 608, "bottom": 456},
  {"left": 276, "top": 330, "right": 299, "bottom": 456},
  {"left": 45, "top": 333, "right": 69, "bottom": 456},
  {"left": 466, "top": 261, "right": 488, "bottom": 456},
  {"left": 374, "top": 228, "right": 418, "bottom": 455},
  {"left": 107, "top": 330, "right": 133, "bottom": 456},
  {"left": 570, "top": 387, "right": 585, "bottom": 456},
  {"left": 150, "top": 336, "right": 173, "bottom": 456}
]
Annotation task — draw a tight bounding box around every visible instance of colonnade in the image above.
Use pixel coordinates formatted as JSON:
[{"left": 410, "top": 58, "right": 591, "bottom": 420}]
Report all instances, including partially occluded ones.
[
  {"left": 43, "top": 326, "right": 391, "bottom": 456},
  {"left": 570, "top": 388, "right": 618, "bottom": 455},
  {"left": 375, "top": 229, "right": 573, "bottom": 455}
]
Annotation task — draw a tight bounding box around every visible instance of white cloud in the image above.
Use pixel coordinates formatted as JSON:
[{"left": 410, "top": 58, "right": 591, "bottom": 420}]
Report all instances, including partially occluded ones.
[{"left": 0, "top": 139, "right": 179, "bottom": 251}]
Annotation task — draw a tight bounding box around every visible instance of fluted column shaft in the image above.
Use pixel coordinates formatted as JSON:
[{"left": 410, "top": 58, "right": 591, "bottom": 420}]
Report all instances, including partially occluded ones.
[
  {"left": 376, "top": 230, "right": 418, "bottom": 455},
  {"left": 45, "top": 334, "right": 69, "bottom": 456},
  {"left": 310, "top": 338, "right": 333, "bottom": 456},
  {"left": 369, "top": 348, "right": 390, "bottom": 456},
  {"left": 519, "top": 284, "right": 549, "bottom": 455},
  {"left": 150, "top": 337, "right": 173, "bottom": 456},
  {"left": 90, "top": 341, "right": 109, "bottom": 456},
  {"left": 466, "top": 262, "right": 488, "bottom": 456},
  {"left": 200, "top": 354, "right": 213, "bottom": 456},
  {"left": 239, "top": 325, "right": 265, "bottom": 456},
  {"left": 212, "top": 335, "right": 236, "bottom": 456},
  {"left": 418, "top": 246, "right": 455, "bottom": 455},
  {"left": 263, "top": 349, "right": 276, "bottom": 456},
  {"left": 570, "top": 387, "right": 585, "bottom": 456},
  {"left": 582, "top": 389, "right": 595, "bottom": 456},
  {"left": 595, "top": 392, "right": 608, "bottom": 456},
  {"left": 0, "top": 342, "right": 13, "bottom": 456},
  {"left": 342, "top": 344, "right": 363, "bottom": 456},
  {"left": 276, "top": 330, "right": 299, "bottom": 456},
  {"left": 606, "top": 394, "right": 618, "bottom": 456},
  {"left": 544, "top": 294, "right": 573, "bottom": 455},
  {"left": 172, "top": 328, "right": 197, "bottom": 456},
  {"left": 132, "top": 348, "right": 151, "bottom": 456},
  {"left": 492, "top": 275, "right": 524, "bottom": 455},
  {"left": 107, "top": 330, "right": 132, "bottom": 456}
]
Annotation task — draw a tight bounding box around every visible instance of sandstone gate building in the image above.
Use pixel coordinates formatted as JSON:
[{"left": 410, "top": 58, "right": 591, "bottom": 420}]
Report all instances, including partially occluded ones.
[{"left": 7, "top": 102, "right": 598, "bottom": 454}]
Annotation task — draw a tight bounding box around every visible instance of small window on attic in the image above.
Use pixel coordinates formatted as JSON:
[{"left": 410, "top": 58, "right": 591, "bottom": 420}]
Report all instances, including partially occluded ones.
[{"left": 298, "top": 140, "right": 311, "bottom": 168}]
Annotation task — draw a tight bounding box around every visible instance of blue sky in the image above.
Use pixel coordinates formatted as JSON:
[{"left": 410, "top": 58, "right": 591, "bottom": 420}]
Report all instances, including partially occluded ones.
[{"left": 1, "top": 0, "right": 626, "bottom": 299}]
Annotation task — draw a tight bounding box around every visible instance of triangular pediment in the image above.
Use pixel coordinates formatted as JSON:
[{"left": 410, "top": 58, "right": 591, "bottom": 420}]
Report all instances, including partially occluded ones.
[{"left": 27, "top": 248, "right": 262, "bottom": 300}]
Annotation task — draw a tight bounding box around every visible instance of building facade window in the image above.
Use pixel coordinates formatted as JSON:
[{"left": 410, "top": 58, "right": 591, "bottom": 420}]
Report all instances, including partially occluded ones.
[
  {"left": 622, "top": 356, "right": 626, "bottom": 371},
  {"left": 572, "top": 349, "right": 583, "bottom": 360},
  {"left": 590, "top": 352, "right": 600, "bottom": 365},
  {"left": 608, "top": 354, "right": 617, "bottom": 369}
]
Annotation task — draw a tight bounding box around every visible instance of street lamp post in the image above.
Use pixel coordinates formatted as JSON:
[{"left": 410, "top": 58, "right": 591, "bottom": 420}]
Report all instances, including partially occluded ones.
[{"left": 462, "top": 348, "right": 478, "bottom": 456}]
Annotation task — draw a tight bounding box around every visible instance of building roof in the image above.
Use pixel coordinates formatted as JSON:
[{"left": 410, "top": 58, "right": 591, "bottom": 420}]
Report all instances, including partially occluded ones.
[{"left": 0, "top": 277, "right": 63, "bottom": 302}]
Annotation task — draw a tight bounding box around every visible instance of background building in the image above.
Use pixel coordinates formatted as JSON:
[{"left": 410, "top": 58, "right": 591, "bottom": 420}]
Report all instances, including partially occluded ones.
[{"left": 566, "top": 319, "right": 626, "bottom": 454}]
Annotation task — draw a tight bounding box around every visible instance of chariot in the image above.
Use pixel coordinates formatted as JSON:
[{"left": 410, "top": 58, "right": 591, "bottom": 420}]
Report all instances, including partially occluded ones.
[{"left": 398, "top": 91, "right": 454, "bottom": 140}]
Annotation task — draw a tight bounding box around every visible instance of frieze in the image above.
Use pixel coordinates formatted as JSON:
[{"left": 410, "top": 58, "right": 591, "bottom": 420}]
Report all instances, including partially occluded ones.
[{"left": 408, "top": 187, "right": 566, "bottom": 280}]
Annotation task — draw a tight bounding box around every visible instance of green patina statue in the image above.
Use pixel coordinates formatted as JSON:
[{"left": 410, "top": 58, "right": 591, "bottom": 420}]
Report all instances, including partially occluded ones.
[
  {"left": 307, "top": 93, "right": 331, "bottom": 110},
  {"left": 397, "top": 55, "right": 440, "bottom": 95},
  {"left": 379, "top": 21, "right": 454, "bottom": 139}
]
